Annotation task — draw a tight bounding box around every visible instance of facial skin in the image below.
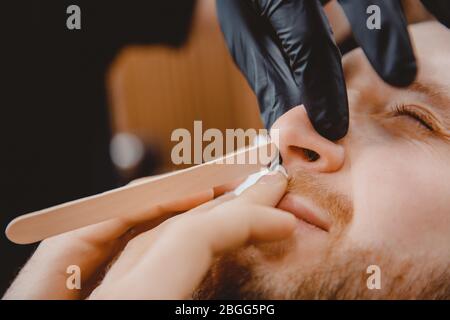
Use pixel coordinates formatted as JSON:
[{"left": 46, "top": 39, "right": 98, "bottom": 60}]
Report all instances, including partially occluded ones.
[{"left": 195, "top": 22, "right": 450, "bottom": 299}]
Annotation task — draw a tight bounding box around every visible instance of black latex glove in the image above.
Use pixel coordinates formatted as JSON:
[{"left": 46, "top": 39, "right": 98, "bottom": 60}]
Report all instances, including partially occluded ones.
[
  {"left": 219, "top": 0, "right": 450, "bottom": 141},
  {"left": 323, "top": 0, "right": 450, "bottom": 84},
  {"left": 217, "top": 0, "right": 349, "bottom": 141},
  {"left": 334, "top": 0, "right": 416, "bottom": 87}
]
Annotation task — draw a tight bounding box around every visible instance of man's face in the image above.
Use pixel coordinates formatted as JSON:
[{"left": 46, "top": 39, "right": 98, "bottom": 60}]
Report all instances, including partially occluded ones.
[{"left": 195, "top": 22, "right": 450, "bottom": 299}]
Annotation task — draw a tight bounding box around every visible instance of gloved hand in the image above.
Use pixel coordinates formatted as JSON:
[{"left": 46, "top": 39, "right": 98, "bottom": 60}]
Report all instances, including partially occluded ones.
[
  {"left": 216, "top": 0, "right": 449, "bottom": 141},
  {"left": 217, "top": 0, "right": 349, "bottom": 141}
]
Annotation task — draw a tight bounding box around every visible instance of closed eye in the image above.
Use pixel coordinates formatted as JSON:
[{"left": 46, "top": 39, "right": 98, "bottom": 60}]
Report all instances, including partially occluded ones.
[{"left": 393, "top": 104, "right": 435, "bottom": 132}]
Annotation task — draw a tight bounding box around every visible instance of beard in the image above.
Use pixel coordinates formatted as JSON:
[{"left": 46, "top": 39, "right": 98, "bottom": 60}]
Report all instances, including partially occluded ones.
[{"left": 193, "top": 171, "right": 450, "bottom": 300}]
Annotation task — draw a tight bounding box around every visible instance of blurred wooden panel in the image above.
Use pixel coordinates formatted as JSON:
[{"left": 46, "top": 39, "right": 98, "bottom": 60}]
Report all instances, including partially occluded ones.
[{"left": 107, "top": 0, "right": 261, "bottom": 171}]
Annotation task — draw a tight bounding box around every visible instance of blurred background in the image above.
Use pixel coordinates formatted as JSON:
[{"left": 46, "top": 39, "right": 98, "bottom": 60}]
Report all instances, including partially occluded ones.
[
  {"left": 0, "top": 0, "right": 262, "bottom": 295},
  {"left": 0, "top": 0, "right": 431, "bottom": 295},
  {"left": 107, "top": 0, "right": 262, "bottom": 175}
]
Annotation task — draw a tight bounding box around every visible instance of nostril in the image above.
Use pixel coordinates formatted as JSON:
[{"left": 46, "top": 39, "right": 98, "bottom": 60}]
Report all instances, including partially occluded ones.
[
  {"left": 303, "top": 148, "right": 320, "bottom": 162},
  {"left": 288, "top": 146, "right": 321, "bottom": 162}
]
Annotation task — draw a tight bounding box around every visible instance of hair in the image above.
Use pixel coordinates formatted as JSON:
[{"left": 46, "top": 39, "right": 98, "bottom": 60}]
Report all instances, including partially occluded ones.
[{"left": 194, "top": 237, "right": 450, "bottom": 300}]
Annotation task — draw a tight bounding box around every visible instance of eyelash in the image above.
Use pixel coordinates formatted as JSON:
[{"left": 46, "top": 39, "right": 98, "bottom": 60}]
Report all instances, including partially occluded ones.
[{"left": 393, "top": 104, "right": 435, "bottom": 131}]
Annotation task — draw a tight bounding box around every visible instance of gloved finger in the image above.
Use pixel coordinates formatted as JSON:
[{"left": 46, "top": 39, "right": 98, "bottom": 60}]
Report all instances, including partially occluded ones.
[
  {"left": 338, "top": 0, "right": 417, "bottom": 87},
  {"left": 420, "top": 0, "right": 450, "bottom": 28},
  {"left": 254, "top": 0, "right": 349, "bottom": 141},
  {"left": 216, "top": 0, "right": 301, "bottom": 132}
]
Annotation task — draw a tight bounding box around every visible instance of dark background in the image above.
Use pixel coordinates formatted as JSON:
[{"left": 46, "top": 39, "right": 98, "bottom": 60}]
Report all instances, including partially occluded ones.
[{"left": 0, "top": 0, "right": 195, "bottom": 295}]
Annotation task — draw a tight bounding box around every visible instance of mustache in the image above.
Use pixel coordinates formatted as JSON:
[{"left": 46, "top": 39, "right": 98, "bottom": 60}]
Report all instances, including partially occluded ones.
[{"left": 286, "top": 170, "right": 354, "bottom": 231}]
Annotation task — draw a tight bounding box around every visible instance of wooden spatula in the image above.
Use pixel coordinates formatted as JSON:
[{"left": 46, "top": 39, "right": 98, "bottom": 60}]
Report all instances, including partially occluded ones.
[{"left": 6, "top": 142, "right": 277, "bottom": 244}]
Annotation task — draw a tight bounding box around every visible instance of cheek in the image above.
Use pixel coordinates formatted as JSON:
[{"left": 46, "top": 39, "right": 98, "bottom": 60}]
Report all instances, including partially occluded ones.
[{"left": 347, "top": 144, "right": 450, "bottom": 254}]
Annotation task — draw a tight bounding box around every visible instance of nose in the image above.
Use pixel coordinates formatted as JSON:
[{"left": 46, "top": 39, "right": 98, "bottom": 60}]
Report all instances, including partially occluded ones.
[{"left": 270, "top": 105, "right": 345, "bottom": 173}]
